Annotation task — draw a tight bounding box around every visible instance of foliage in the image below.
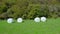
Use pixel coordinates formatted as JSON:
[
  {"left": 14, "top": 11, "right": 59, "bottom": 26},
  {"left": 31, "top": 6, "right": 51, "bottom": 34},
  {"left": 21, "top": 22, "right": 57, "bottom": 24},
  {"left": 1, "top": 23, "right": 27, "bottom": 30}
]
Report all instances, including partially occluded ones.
[{"left": 0, "top": 0, "right": 60, "bottom": 19}]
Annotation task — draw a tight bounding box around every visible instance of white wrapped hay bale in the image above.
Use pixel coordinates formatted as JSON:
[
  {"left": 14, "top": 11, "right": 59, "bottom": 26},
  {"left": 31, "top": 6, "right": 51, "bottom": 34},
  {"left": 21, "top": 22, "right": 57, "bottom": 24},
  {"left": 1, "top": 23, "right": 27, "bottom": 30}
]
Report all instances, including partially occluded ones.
[
  {"left": 41, "top": 17, "right": 46, "bottom": 22},
  {"left": 7, "top": 18, "right": 14, "bottom": 23},
  {"left": 17, "top": 18, "right": 23, "bottom": 23},
  {"left": 34, "top": 17, "right": 40, "bottom": 22}
]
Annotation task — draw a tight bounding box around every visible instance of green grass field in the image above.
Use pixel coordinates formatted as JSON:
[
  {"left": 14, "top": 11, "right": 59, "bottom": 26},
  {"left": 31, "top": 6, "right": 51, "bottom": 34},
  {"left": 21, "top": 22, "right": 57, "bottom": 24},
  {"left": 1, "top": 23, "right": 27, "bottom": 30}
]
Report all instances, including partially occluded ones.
[{"left": 0, "top": 18, "right": 60, "bottom": 34}]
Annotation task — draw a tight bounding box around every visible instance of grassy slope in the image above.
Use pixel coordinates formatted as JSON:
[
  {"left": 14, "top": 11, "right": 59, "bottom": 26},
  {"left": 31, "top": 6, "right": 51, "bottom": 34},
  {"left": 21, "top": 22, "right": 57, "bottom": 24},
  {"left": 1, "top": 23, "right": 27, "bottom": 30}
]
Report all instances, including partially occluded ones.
[{"left": 0, "top": 18, "right": 60, "bottom": 34}]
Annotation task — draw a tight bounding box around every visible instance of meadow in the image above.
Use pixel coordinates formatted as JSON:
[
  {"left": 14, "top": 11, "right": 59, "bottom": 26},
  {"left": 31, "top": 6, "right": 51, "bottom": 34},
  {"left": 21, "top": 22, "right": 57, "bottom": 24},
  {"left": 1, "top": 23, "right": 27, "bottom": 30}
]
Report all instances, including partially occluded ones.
[{"left": 0, "top": 18, "right": 60, "bottom": 34}]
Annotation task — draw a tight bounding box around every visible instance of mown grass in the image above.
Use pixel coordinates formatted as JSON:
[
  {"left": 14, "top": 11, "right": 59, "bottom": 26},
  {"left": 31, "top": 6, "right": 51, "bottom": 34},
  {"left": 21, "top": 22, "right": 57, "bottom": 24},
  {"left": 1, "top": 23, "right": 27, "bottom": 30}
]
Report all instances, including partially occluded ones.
[{"left": 0, "top": 18, "right": 60, "bottom": 34}]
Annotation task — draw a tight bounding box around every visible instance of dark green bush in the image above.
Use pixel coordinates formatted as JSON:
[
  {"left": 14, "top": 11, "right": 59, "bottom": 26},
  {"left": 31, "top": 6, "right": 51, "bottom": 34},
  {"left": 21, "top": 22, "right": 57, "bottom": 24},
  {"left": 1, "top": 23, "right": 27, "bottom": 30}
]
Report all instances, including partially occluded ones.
[{"left": 0, "top": 0, "right": 60, "bottom": 19}]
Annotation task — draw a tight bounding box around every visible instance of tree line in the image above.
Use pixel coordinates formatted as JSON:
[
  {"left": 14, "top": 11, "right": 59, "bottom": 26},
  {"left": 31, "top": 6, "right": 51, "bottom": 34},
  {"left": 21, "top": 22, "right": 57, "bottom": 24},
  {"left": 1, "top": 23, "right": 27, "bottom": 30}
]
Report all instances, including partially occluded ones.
[{"left": 0, "top": 0, "right": 60, "bottom": 19}]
